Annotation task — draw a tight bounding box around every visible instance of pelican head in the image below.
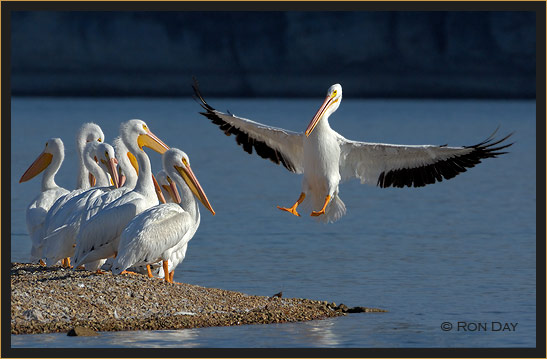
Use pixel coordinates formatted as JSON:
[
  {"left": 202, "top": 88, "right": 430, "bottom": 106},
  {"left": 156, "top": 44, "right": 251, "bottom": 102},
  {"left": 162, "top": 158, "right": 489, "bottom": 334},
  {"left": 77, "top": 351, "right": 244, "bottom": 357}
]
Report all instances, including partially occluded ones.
[
  {"left": 77, "top": 122, "right": 104, "bottom": 145},
  {"left": 95, "top": 142, "right": 120, "bottom": 188},
  {"left": 305, "top": 84, "right": 343, "bottom": 137},
  {"left": 19, "top": 138, "right": 64, "bottom": 183},
  {"left": 163, "top": 148, "right": 215, "bottom": 215},
  {"left": 120, "top": 119, "right": 169, "bottom": 155}
]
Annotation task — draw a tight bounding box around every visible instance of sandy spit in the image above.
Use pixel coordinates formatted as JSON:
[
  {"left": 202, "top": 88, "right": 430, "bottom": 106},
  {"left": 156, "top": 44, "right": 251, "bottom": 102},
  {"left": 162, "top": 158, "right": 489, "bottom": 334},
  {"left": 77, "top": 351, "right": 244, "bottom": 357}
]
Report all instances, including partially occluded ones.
[{"left": 11, "top": 263, "right": 385, "bottom": 335}]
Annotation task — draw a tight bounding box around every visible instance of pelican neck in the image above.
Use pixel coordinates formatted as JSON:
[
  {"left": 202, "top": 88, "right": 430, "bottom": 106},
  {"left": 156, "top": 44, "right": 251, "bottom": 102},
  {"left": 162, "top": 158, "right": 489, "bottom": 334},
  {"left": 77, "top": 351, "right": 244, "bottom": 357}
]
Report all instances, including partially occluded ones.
[
  {"left": 83, "top": 151, "right": 109, "bottom": 187},
  {"left": 310, "top": 115, "right": 332, "bottom": 137},
  {"left": 169, "top": 167, "right": 199, "bottom": 223},
  {"left": 132, "top": 148, "right": 155, "bottom": 196},
  {"left": 120, "top": 154, "right": 138, "bottom": 189},
  {"left": 76, "top": 139, "right": 90, "bottom": 190},
  {"left": 41, "top": 151, "right": 63, "bottom": 192}
]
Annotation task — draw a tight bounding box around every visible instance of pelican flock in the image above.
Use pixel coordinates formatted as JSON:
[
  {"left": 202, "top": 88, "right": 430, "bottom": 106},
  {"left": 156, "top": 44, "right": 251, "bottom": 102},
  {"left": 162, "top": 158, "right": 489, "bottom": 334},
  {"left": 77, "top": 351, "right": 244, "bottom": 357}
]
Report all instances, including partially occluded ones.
[
  {"left": 18, "top": 80, "right": 512, "bottom": 282},
  {"left": 193, "top": 81, "right": 513, "bottom": 223},
  {"left": 19, "top": 118, "right": 215, "bottom": 283},
  {"left": 72, "top": 120, "right": 171, "bottom": 268}
]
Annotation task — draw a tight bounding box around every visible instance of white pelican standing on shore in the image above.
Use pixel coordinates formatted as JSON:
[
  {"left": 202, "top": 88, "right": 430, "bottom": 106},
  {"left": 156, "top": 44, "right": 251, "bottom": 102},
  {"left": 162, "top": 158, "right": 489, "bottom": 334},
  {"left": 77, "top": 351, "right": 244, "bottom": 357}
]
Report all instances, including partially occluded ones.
[
  {"left": 99, "top": 169, "right": 173, "bottom": 275},
  {"left": 111, "top": 148, "right": 215, "bottom": 283},
  {"left": 21, "top": 122, "right": 104, "bottom": 264},
  {"left": 72, "top": 119, "right": 170, "bottom": 268},
  {"left": 19, "top": 138, "right": 70, "bottom": 263},
  {"left": 193, "top": 81, "right": 513, "bottom": 223}
]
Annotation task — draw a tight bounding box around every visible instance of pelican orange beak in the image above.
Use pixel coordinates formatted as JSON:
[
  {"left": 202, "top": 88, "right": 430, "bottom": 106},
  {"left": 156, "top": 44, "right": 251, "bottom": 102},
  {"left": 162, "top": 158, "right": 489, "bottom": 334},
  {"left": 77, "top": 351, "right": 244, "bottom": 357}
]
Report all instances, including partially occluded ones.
[
  {"left": 89, "top": 172, "right": 97, "bottom": 187},
  {"left": 152, "top": 173, "right": 167, "bottom": 204},
  {"left": 137, "top": 129, "right": 169, "bottom": 154},
  {"left": 305, "top": 93, "right": 339, "bottom": 137},
  {"left": 164, "top": 176, "right": 181, "bottom": 204},
  {"left": 101, "top": 156, "right": 120, "bottom": 188},
  {"left": 119, "top": 173, "right": 127, "bottom": 187},
  {"left": 175, "top": 163, "right": 215, "bottom": 215},
  {"left": 19, "top": 151, "right": 53, "bottom": 183},
  {"left": 117, "top": 161, "right": 127, "bottom": 187}
]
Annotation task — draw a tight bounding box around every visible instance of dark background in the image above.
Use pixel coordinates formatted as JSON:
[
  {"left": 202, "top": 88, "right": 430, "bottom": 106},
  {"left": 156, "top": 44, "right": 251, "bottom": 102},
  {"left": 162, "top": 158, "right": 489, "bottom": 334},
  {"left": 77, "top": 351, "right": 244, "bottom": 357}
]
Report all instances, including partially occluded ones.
[{"left": 10, "top": 11, "right": 536, "bottom": 98}]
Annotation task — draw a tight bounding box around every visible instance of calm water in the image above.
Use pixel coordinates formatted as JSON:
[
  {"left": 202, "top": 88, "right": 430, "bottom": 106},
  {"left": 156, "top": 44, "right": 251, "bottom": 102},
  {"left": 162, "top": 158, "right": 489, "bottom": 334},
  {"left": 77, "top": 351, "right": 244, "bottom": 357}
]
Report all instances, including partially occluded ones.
[{"left": 10, "top": 97, "right": 536, "bottom": 348}]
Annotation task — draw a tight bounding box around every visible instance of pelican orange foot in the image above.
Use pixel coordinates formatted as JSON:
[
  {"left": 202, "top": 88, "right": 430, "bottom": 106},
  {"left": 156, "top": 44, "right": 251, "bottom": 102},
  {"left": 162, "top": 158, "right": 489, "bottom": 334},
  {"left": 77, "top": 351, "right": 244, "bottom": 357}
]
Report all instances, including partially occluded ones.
[
  {"left": 120, "top": 270, "right": 139, "bottom": 275},
  {"left": 163, "top": 260, "right": 172, "bottom": 283},
  {"left": 311, "top": 195, "right": 331, "bottom": 217},
  {"left": 277, "top": 192, "right": 305, "bottom": 217},
  {"left": 61, "top": 257, "right": 72, "bottom": 268}
]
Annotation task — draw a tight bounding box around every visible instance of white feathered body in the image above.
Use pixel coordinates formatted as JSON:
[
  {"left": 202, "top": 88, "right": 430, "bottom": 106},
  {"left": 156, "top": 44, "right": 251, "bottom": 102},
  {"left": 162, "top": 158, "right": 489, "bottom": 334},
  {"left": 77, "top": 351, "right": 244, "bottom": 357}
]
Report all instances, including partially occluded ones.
[
  {"left": 301, "top": 120, "right": 346, "bottom": 222},
  {"left": 111, "top": 203, "right": 198, "bottom": 275},
  {"left": 73, "top": 189, "right": 159, "bottom": 267},
  {"left": 27, "top": 187, "right": 70, "bottom": 262},
  {"left": 42, "top": 186, "right": 130, "bottom": 266}
]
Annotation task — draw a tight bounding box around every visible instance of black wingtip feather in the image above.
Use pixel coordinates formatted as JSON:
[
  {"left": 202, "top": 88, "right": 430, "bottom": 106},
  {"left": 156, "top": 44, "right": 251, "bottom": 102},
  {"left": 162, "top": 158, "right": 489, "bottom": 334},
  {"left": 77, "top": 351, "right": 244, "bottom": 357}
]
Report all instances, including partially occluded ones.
[
  {"left": 192, "top": 78, "right": 298, "bottom": 173},
  {"left": 192, "top": 77, "right": 215, "bottom": 112},
  {"left": 377, "top": 130, "right": 514, "bottom": 188}
]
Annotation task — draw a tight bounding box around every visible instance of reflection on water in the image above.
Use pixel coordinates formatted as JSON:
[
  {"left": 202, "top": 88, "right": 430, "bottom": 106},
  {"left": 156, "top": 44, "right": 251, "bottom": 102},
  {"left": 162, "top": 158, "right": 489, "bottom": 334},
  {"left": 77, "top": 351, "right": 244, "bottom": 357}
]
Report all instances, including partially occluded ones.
[
  {"left": 10, "top": 97, "right": 536, "bottom": 348},
  {"left": 113, "top": 329, "right": 201, "bottom": 348},
  {"left": 288, "top": 319, "right": 341, "bottom": 347}
]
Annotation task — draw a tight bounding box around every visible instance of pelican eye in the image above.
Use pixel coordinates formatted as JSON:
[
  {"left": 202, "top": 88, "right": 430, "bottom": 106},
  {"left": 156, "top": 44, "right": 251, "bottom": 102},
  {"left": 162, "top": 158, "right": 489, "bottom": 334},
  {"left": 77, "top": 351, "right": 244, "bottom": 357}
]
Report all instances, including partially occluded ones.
[
  {"left": 332, "top": 90, "right": 337, "bottom": 97},
  {"left": 105, "top": 151, "right": 109, "bottom": 158},
  {"left": 45, "top": 142, "right": 48, "bottom": 147},
  {"left": 142, "top": 124, "right": 148, "bottom": 131},
  {"left": 182, "top": 157, "right": 189, "bottom": 167},
  {"left": 98, "top": 138, "right": 102, "bottom": 142}
]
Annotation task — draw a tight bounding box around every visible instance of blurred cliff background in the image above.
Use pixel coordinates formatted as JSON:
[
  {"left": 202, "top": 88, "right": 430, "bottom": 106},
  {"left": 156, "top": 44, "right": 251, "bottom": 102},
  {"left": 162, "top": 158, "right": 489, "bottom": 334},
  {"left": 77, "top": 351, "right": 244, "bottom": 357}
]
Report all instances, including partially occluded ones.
[{"left": 10, "top": 11, "right": 536, "bottom": 98}]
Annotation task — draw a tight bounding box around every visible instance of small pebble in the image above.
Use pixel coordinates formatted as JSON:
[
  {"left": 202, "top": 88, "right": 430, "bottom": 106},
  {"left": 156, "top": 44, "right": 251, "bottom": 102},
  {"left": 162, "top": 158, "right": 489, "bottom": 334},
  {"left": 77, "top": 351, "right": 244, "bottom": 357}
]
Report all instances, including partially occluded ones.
[{"left": 67, "top": 326, "right": 98, "bottom": 336}]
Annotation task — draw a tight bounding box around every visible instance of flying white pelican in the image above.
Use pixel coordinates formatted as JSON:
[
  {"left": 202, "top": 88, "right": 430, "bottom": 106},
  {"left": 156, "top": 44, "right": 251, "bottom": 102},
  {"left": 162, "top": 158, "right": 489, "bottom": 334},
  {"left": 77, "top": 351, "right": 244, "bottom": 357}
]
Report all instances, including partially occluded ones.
[
  {"left": 42, "top": 141, "right": 120, "bottom": 267},
  {"left": 72, "top": 119, "right": 170, "bottom": 268},
  {"left": 19, "top": 138, "right": 70, "bottom": 263},
  {"left": 111, "top": 148, "right": 215, "bottom": 283},
  {"left": 193, "top": 81, "right": 513, "bottom": 223},
  {"left": 76, "top": 123, "right": 105, "bottom": 190}
]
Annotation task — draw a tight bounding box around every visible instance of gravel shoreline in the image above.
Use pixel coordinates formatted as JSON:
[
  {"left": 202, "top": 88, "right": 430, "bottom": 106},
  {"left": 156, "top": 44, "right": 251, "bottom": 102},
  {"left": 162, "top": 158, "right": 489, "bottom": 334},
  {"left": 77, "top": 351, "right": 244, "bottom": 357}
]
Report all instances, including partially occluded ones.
[{"left": 11, "top": 263, "right": 386, "bottom": 335}]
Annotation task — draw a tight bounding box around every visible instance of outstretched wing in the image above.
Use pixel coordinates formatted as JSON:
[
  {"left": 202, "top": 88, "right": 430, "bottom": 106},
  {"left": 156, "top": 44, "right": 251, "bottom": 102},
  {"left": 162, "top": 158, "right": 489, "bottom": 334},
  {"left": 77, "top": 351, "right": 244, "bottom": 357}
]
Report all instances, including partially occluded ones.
[
  {"left": 192, "top": 79, "right": 304, "bottom": 174},
  {"left": 338, "top": 130, "right": 513, "bottom": 188}
]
